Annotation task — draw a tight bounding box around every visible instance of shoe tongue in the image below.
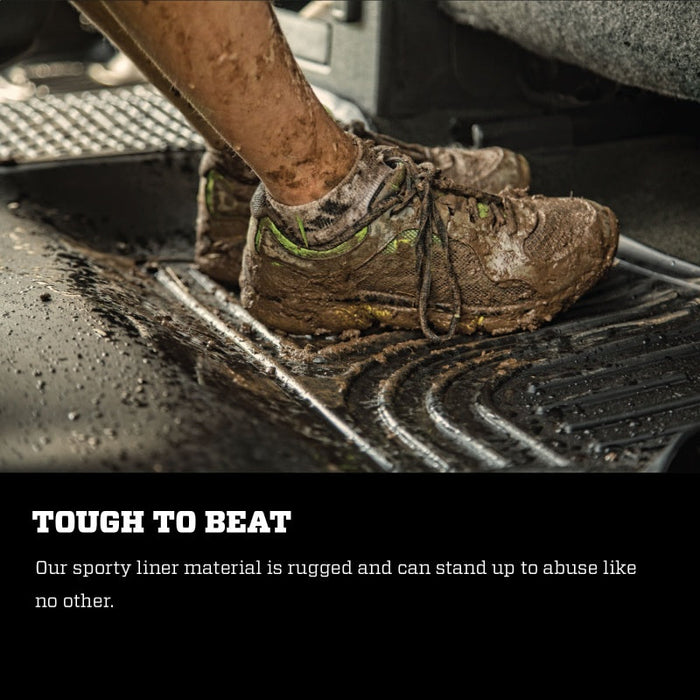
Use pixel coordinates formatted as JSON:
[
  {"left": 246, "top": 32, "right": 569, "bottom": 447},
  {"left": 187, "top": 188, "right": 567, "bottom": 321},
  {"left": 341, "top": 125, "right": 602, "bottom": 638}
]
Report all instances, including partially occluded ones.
[{"left": 263, "top": 139, "right": 394, "bottom": 248}]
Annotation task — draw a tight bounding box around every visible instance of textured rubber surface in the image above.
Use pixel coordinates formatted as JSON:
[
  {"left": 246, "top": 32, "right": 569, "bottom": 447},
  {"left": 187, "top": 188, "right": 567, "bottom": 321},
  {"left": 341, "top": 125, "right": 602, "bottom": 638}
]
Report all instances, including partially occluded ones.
[{"left": 161, "top": 240, "right": 700, "bottom": 472}]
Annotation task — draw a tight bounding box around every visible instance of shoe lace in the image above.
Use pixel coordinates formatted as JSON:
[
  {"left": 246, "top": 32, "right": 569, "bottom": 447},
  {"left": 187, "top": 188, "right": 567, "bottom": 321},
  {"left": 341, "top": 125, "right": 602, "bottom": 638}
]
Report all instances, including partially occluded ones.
[{"left": 349, "top": 143, "right": 517, "bottom": 340}]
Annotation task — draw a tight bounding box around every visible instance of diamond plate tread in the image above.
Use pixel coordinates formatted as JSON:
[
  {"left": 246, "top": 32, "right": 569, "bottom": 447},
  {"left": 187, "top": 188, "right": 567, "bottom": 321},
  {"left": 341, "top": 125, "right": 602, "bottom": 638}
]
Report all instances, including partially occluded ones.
[{"left": 0, "top": 84, "right": 204, "bottom": 164}]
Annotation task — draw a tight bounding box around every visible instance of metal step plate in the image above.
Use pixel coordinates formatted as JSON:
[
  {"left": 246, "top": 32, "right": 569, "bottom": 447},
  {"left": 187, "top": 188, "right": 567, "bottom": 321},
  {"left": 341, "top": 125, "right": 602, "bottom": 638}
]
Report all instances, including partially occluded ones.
[
  {"left": 0, "top": 83, "right": 204, "bottom": 164},
  {"left": 0, "top": 82, "right": 365, "bottom": 165}
]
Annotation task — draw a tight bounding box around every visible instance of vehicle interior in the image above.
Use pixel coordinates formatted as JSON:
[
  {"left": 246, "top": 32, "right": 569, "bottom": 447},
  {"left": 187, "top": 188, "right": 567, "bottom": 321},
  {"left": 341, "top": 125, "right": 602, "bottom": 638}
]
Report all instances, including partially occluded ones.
[{"left": 1, "top": 0, "right": 698, "bottom": 472}]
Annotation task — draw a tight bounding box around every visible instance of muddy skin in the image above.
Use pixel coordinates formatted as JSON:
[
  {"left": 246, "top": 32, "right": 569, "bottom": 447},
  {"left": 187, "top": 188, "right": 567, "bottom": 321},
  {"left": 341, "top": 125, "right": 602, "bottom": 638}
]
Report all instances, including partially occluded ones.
[
  {"left": 243, "top": 13, "right": 355, "bottom": 202},
  {"left": 172, "top": 2, "right": 355, "bottom": 203},
  {"left": 99, "top": 1, "right": 355, "bottom": 204}
]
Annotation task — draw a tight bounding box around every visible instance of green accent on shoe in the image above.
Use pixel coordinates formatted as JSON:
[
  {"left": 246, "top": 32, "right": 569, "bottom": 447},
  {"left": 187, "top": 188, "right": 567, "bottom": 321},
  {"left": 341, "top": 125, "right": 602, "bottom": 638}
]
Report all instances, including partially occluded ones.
[
  {"left": 205, "top": 169, "right": 242, "bottom": 218},
  {"left": 477, "top": 202, "right": 490, "bottom": 219},
  {"left": 384, "top": 239, "right": 398, "bottom": 254},
  {"left": 296, "top": 215, "right": 309, "bottom": 248},
  {"left": 382, "top": 228, "right": 420, "bottom": 254},
  {"left": 255, "top": 217, "right": 370, "bottom": 259},
  {"left": 204, "top": 171, "right": 218, "bottom": 215}
]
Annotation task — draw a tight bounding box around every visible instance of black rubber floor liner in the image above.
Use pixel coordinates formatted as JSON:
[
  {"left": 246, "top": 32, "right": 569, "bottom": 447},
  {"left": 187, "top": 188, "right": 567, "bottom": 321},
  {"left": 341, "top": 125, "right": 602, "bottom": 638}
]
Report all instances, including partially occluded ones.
[{"left": 156, "top": 237, "right": 700, "bottom": 473}]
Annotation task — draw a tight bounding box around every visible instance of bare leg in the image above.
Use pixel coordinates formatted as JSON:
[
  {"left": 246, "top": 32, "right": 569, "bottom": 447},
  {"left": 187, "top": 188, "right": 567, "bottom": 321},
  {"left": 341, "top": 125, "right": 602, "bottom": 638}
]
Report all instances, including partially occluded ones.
[{"left": 73, "top": 0, "right": 356, "bottom": 205}]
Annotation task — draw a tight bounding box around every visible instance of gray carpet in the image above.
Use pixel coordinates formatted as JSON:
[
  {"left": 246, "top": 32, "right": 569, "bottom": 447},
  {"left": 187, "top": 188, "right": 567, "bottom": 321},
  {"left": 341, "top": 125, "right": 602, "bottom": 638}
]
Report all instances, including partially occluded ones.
[{"left": 440, "top": 1, "right": 700, "bottom": 103}]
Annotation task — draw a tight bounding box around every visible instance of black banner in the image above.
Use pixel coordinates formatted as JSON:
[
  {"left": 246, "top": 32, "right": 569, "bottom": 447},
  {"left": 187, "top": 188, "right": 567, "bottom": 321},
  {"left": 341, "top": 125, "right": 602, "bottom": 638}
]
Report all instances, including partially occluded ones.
[{"left": 3, "top": 473, "right": 696, "bottom": 622}]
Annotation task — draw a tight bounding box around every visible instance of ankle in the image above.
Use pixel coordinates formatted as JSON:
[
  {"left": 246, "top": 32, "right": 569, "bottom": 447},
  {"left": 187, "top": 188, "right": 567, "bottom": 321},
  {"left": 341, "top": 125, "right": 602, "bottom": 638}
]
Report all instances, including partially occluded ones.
[
  {"left": 253, "top": 136, "right": 394, "bottom": 247},
  {"left": 261, "top": 129, "right": 358, "bottom": 206}
]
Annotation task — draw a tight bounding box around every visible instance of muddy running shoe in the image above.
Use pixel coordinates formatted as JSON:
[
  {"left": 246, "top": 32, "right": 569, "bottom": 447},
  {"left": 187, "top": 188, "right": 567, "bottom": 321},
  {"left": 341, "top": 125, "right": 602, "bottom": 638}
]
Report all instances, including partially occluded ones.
[
  {"left": 240, "top": 138, "right": 618, "bottom": 339},
  {"left": 195, "top": 129, "right": 530, "bottom": 284},
  {"left": 195, "top": 147, "right": 260, "bottom": 285}
]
